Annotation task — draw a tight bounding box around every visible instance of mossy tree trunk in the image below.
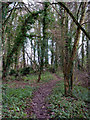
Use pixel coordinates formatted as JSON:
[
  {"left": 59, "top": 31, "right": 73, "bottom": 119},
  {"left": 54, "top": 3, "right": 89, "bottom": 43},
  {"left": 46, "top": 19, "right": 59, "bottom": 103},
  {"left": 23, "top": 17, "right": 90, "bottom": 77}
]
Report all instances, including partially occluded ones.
[
  {"left": 65, "top": 2, "right": 87, "bottom": 95},
  {"left": 38, "top": 3, "right": 49, "bottom": 82},
  {"left": 22, "top": 43, "right": 26, "bottom": 68}
]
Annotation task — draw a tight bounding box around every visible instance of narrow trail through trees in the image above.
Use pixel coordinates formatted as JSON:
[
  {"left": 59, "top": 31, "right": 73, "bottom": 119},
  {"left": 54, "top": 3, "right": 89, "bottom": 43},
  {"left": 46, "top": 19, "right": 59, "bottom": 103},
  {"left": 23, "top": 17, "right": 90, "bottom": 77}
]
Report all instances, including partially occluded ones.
[{"left": 26, "top": 74, "right": 62, "bottom": 119}]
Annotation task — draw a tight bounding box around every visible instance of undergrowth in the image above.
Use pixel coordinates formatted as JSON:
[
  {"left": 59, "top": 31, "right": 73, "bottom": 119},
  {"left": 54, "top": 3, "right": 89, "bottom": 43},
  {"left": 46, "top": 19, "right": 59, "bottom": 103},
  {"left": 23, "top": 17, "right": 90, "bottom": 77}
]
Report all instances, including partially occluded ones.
[
  {"left": 2, "top": 85, "right": 34, "bottom": 118},
  {"left": 47, "top": 80, "right": 89, "bottom": 119},
  {"left": 2, "top": 71, "right": 55, "bottom": 118},
  {"left": 23, "top": 71, "right": 55, "bottom": 83}
]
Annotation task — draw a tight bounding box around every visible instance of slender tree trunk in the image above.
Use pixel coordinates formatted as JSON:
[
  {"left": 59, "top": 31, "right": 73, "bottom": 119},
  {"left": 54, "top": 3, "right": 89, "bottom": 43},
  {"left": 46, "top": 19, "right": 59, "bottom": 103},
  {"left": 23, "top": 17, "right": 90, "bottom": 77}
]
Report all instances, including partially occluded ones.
[
  {"left": 22, "top": 43, "right": 26, "bottom": 68},
  {"left": 70, "top": 68, "right": 74, "bottom": 92},
  {"left": 37, "top": 40, "right": 40, "bottom": 64},
  {"left": 64, "top": 74, "right": 69, "bottom": 96},
  {"left": 55, "top": 39, "right": 58, "bottom": 69},
  {"left": 60, "top": 6, "right": 65, "bottom": 73},
  {"left": 51, "top": 38, "right": 54, "bottom": 65},
  {"left": 37, "top": 21, "right": 41, "bottom": 64},
  {"left": 38, "top": 3, "right": 48, "bottom": 82},
  {"left": 37, "top": 53, "right": 43, "bottom": 82},
  {"left": 15, "top": 51, "right": 18, "bottom": 70},
  {"left": 77, "top": 56, "right": 81, "bottom": 70},
  {"left": 81, "top": 33, "right": 84, "bottom": 68},
  {"left": 60, "top": 8, "right": 69, "bottom": 95},
  {"left": 45, "top": 38, "right": 48, "bottom": 67},
  {"left": 34, "top": 39, "right": 36, "bottom": 62},
  {"left": 2, "top": 26, "right": 6, "bottom": 79},
  {"left": 87, "top": 2, "right": 90, "bottom": 75},
  {"left": 86, "top": 37, "right": 89, "bottom": 71},
  {"left": 44, "top": 4, "right": 48, "bottom": 67},
  {"left": 31, "top": 39, "right": 33, "bottom": 66},
  {"left": 64, "top": 10, "right": 71, "bottom": 95},
  {"left": 37, "top": 67, "right": 42, "bottom": 82}
]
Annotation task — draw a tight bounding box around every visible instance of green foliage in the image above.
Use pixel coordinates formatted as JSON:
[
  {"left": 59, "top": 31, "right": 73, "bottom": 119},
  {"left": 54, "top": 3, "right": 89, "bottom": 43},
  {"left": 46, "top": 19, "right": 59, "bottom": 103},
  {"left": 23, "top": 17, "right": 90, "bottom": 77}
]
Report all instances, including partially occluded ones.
[
  {"left": 4, "top": 10, "right": 43, "bottom": 75},
  {"left": 72, "top": 85, "right": 89, "bottom": 102},
  {"left": 48, "top": 66, "right": 56, "bottom": 73},
  {"left": 41, "top": 72, "right": 55, "bottom": 83},
  {"left": 2, "top": 72, "right": 55, "bottom": 118},
  {"left": 19, "top": 67, "right": 34, "bottom": 76},
  {"left": 9, "top": 69, "right": 17, "bottom": 76},
  {"left": 47, "top": 80, "right": 89, "bottom": 119},
  {"left": 23, "top": 71, "right": 55, "bottom": 84},
  {"left": 56, "top": 71, "right": 64, "bottom": 78},
  {"left": 23, "top": 74, "right": 38, "bottom": 83},
  {"left": 2, "top": 85, "right": 34, "bottom": 118},
  {"left": 6, "top": 76, "right": 16, "bottom": 83}
]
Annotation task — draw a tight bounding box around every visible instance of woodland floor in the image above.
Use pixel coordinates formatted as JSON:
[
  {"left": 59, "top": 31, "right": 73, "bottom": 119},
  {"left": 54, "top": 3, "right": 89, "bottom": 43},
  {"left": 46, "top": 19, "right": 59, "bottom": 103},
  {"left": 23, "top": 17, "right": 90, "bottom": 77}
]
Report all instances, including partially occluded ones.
[
  {"left": 26, "top": 74, "right": 61, "bottom": 119},
  {"left": 74, "top": 69, "right": 89, "bottom": 88},
  {"left": 2, "top": 70, "right": 89, "bottom": 119}
]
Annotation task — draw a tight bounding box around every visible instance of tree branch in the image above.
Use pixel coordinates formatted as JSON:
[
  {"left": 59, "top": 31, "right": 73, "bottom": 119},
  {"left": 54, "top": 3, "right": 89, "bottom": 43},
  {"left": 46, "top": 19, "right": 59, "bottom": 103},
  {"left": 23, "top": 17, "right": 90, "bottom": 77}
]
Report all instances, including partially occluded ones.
[
  {"left": 51, "top": 2, "right": 90, "bottom": 39},
  {"left": 2, "top": 2, "right": 17, "bottom": 25}
]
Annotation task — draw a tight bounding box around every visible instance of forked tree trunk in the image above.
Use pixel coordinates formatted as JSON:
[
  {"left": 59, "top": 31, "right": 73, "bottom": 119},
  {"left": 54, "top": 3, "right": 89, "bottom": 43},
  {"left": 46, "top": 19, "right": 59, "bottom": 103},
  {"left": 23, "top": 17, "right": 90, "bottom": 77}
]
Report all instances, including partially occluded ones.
[
  {"left": 58, "top": 2, "right": 87, "bottom": 96},
  {"left": 65, "top": 2, "right": 87, "bottom": 95}
]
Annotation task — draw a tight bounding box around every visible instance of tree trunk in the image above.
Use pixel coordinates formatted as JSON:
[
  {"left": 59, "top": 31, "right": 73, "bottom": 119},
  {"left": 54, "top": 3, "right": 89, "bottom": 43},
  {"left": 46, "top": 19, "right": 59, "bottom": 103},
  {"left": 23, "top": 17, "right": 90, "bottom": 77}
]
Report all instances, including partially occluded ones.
[
  {"left": 44, "top": 3, "right": 48, "bottom": 67},
  {"left": 55, "top": 39, "right": 58, "bottom": 69},
  {"left": 37, "top": 21, "right": 41, "bottom": 65},
  {"left": 37, "top": 40, "right": 40, "bottom": 64},
  {"left": 2, "top": 26, "right": 6, "bottom": 79},
  {"left": 86, "top": 37, "right": 89, "bottom": 72},
  {"left": 31, "top": 39, "right": 33, "bottom": 66},
  {"left": 67, "top": 2, "right": 87, "bottom": 95},
  {"left": 22, "top": 43, "right": 26, "bottom": 68},
  {"left": 34, "top": 39, "right": 36, "bottom": 62},
  {"left": 64, "top": 10, "right": 70, "bottom": 95},
  {"left": 37, "top": 69, "right": 42, "bottom": 82},
  {"left": 87, "top": 2, "right": 90, "bottom": 75},
  {"left": 15, "top": 51, "right": 18, "bottom": 70},
  {"left": 45, "top": 38, "right": 48, "bottom": 67},
  {"left": 38, "top": 3, "right": 48, "bottom": 82},
  {"left": 64, "top": 74, "right": 69, "bottom": 96},
  {"left": 81, "top": 33, "right": 84, "bottom": 68},
  {"left": 51, "top": 38, "right": 54, "bottom": 65},
  {"left": 59, "top": 2, "right": 89, "bottom": 39}
]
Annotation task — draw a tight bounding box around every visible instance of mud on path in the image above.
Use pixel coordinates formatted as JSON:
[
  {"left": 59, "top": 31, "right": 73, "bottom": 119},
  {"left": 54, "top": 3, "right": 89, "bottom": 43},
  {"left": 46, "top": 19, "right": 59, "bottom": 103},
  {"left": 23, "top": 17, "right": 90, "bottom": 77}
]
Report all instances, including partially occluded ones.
[{"left": 26, "top": 74, "right": 62, "bottom": 119}]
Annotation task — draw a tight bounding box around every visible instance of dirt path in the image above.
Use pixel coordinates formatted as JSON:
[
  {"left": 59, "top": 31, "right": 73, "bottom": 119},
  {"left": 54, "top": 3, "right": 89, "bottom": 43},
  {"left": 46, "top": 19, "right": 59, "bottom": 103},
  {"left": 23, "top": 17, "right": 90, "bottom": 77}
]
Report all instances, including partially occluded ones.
[{"left": 26, "top": 74, "right": 62, "bottom": 119}]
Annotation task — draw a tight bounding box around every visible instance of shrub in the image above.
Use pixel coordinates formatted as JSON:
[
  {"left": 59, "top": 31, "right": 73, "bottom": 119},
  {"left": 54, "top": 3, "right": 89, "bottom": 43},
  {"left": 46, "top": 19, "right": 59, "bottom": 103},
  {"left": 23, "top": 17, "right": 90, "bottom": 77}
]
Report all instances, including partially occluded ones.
[
  {"left": 47, "top": 80, "right": 89, "bottom": 119},
  {"left": 19, "top": 67, "right": 34, "bottom": 75},
  {"left": 48, "top": 66, "right": 56, "bottom": 73},
  {"left": 9, "top": 69, "right": 17, "bottom": 76},
  {"left": 2, "top": 85, "right": 34, "bottom": 118}
]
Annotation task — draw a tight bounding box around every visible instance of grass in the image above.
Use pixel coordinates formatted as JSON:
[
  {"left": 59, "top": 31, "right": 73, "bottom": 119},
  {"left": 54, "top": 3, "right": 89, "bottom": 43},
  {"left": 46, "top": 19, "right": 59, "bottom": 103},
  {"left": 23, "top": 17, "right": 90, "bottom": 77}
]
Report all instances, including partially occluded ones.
[
  {"left": 72, "top": 85, "right": 89, "bottom": 102},
  {"left": 3, "top": 71, "right": 89, "bottom": 119},
  {"left": 2, "top": 71, "right": 55, "bottom": 118},
  {"left": 23, "top": 71, "right": 55, "bottom": 84},
  {"left": 23, "top": 74, "right": 38, "bottom": 83},
  {"left": 56, "top": 70, "right": 89, "bottom": 102},
  {"left": 56, "top": 70, "right": 64, "bottom": 78},
  {"left": 40, "top": 71, "right": 55, "bottom": 83},
  {"left": 47, "top": 80, "right": 89, "bottom": 119},
  {"left": 4, "top": 71, "right": 55, "bottom": 89},
  {"left": 2, "top": 85, "right": 34, "bottom": 118}
]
